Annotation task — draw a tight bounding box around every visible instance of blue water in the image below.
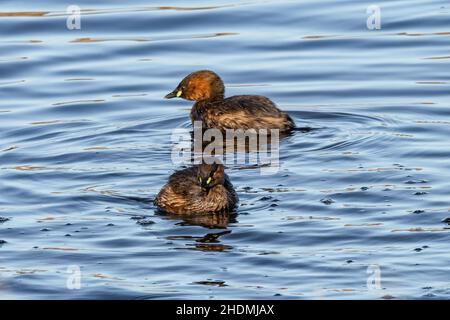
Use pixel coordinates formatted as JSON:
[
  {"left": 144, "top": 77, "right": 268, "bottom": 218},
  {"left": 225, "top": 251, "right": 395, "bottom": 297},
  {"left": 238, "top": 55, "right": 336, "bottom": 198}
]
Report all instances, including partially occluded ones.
[{"left": 1, "top": 0, "right": 450, "bottom": 299}]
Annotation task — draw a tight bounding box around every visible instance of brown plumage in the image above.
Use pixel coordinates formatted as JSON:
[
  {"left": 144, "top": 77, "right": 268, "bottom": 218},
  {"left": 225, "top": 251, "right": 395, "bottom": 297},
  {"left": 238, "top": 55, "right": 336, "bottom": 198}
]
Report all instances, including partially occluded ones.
[
  {"left": 165, "top": 70, "right": 295, "bottom": 132},
  {"left": 154, "top": 163, "right": 238, "bottom": 215}
]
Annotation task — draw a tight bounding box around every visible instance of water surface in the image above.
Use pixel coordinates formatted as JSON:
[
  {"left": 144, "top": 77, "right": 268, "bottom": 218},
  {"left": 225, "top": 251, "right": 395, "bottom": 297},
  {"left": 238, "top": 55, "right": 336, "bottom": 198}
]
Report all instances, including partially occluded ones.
[{"left": 1, "top": 0, "right": 450, "bottom": 299}]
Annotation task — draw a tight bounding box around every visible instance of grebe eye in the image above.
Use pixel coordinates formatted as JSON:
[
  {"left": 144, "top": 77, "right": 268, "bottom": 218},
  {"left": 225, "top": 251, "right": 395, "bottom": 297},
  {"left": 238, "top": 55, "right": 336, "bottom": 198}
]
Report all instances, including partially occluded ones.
[
  {"left": 206, "top": 177, "right": 212, "bottom": 185},
  {"left": 176, "top": 90, "right": 183, "bottom": 97}
]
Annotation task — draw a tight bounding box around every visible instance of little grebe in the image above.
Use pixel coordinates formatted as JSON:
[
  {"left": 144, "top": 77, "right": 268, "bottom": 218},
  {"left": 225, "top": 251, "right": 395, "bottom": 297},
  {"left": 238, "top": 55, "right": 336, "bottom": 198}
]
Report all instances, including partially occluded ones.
[
  {"left": 165, "top": 70, "right": 295, "bottom": 132},
  {"left": 154, "top": 162, "right": 238, "bottom": 215}
]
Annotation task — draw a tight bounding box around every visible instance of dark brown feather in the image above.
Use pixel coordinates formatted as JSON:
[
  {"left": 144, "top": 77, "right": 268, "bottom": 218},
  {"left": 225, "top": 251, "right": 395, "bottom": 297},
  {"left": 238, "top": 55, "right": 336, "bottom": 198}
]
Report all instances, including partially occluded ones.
[
  {"left": 154, "top": 165, "right": 238, "bottom": 215},
  {"left": 166, "top": 70, "right": 295, "bottom": 132},
  {"left": 191, "top": 95, "right": 295, "bottom": 131}
]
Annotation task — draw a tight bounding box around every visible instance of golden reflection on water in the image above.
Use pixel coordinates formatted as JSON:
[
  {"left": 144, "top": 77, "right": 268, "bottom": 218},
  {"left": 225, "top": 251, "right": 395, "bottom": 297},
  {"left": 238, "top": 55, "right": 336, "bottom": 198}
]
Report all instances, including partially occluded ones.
[
  {"left": 0, "top": 11, "right": 47, "bottom": 17},
  {"left": 30, "top": 120, "right": 62, "bottom": 125},
  {"left": 84, "top": 146, "right": 110, "bottom": 151},
  {"left": 70, "top": 33, "right": 237, "bottom": 43},
  {"left": 42, "top": 247, "right": 78, "bottom": 251},
  {"left": 0, "top": 3, "right": 256, "bottom": 19},
  {"left": 70, "top": 37, "right": 150, "bottom": 43},
  {"left": 301, "top": 31, "right": 450, "bottom": 42},
  {"left": 14, "top": 165, "right": 46, "bottom": 171},
  {"left": 92, "top": 273, "right": 123, "bottom": 281}
]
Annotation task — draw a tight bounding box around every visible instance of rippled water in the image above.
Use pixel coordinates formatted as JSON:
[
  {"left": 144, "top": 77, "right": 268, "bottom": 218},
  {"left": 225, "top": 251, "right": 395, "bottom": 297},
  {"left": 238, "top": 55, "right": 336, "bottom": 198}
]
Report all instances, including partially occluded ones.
[{"left": 1, "top": 0, "right": 450, "bottom": 299}]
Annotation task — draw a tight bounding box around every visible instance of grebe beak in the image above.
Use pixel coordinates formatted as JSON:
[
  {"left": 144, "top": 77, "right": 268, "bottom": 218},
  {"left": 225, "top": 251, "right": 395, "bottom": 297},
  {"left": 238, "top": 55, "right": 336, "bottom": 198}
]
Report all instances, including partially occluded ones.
[
  {"left": 164, "top": 89, "right": 182, "bottom": 99},
  {"left": 164, "top": 91, "right": 176, "bottom": 99}
]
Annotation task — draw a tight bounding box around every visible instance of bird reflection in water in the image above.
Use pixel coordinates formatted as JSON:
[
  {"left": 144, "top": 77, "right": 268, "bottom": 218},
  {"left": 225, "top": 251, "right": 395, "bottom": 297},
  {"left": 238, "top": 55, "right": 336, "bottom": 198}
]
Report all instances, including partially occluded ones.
[{"left": 163, "top": 213, "right": 236, "bottom": 252}]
